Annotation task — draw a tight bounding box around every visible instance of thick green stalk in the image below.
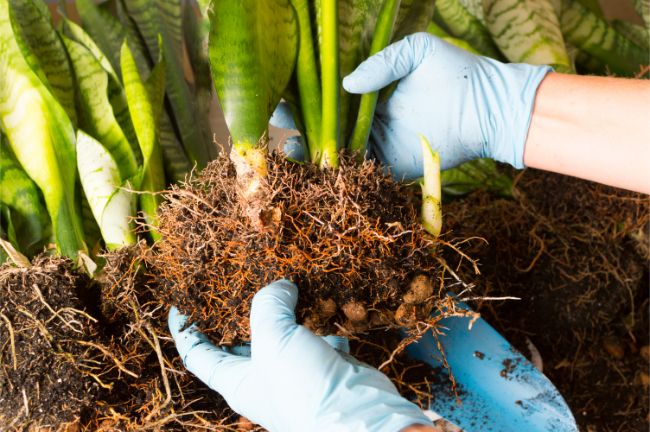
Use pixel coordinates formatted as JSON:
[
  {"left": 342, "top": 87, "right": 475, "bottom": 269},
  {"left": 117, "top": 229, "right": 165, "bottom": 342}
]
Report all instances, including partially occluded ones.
[
  {"left": 291, "top": 0, "right": 323, "bottom": 163},
  {"left": 348, "top": 0, "right": 401, "bottom": 158},
  {"left": 420, "top": 135, "right": 442, "bottom": 237},
  {"left": 320, "top": 0, "right": 340, "bottom": 168}
]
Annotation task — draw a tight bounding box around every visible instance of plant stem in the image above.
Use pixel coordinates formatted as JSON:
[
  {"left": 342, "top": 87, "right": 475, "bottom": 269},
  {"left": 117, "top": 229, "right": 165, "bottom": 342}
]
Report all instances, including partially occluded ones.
[
  {"left": 348, "top": 0, "right": 401, "bottom": 158},
  {"left": 319, "top": 0, "right": 339, "bottom": 168},
  {"left": 291, "top": 0, "right": 322, "bottom": 163}
]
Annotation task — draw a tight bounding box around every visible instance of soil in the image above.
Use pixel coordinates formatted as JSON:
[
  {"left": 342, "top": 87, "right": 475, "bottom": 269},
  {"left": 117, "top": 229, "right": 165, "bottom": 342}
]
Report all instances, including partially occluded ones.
[
  {"left": 141, "top": 153, "right": 455, "bottom": 344},
  {"left": 1, "top": 162, "right": 647, "bottom": 432},
  {"left": 0, "top": 256, "right": 102, "bottom": 429},
  {"left": 443, "top": 168, "right": 649, "bottom": 432}
]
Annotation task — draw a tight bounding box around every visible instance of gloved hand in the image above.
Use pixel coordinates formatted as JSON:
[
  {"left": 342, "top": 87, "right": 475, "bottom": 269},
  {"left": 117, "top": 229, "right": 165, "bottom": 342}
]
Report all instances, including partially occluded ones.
[
  {"left": 168, "top": 279, "right": 431, "bottom": 432},
  {"left": 342, "top": 32, "right": 552, "bottom": 180}
]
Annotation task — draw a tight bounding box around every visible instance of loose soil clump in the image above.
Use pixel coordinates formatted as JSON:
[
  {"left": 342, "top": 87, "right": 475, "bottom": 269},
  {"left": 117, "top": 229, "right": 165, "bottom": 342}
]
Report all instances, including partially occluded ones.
[
  {"left": 0, "top": 256, "right": 102, "bottom": 429},
  {"left": 444, "top": 168, "right": 649, "bottom": 432},
  {"left": 144, "top": 153, "right": 450, "bottom": 343}
]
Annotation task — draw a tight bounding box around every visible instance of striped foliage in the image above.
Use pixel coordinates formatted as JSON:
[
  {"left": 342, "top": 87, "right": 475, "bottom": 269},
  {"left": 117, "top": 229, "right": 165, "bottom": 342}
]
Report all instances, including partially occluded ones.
[
  {"left": 76, "top": 130, "right": 136, "bottom": 250},
  {"left": 458, "top": 0, "right": 485, "bottom": 24},
  {"left": 633, "top": 0, "right": 650, "bottom": 33},
  {"left": 338, "top": 0, "right": 383, "bottom": 143},
  {"left": 62, "top": 35, "right": 140, "bottom": 181},
  {"left": 9, "top": 0, "right": 76, "bottom": 125},
  {"left": 0, "top": 0, "right": 86, "bottom": 257},
  {"left": 121, "top": 40, "right": 166, "bottom": 239},
  {"left": 0, "top": 137, "right": 49, "bottom": 255},
  {"left": 561, "top": 0, "right": 649, "bottom": 76},
  {"left": 434, "top": 0, "right": 502, "bottom": 58},
  {"left": 612, "top": 19, "right": 649, "bottom": 51},
  {"left": 123, "top": 0, "right": 215, "bottom": 168},
  {"left": 484, "top": 0, "right": 573, "bottom": 72}
]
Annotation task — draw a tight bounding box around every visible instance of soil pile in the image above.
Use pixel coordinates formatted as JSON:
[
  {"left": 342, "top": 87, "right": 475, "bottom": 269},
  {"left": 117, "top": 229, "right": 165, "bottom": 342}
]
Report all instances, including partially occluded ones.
[
  {"left": 0, "top": 256, "right": 102, "bottom": 429},
  {"left": 143, "top": 153, "right": 450, "bottom": 343},
  {"left": 444, "top": 168, "right": 649, "bottom": 431}
]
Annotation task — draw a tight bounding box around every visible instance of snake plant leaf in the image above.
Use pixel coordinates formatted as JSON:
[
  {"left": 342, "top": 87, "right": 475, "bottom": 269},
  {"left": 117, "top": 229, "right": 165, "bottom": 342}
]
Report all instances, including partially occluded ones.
[
  {"left": 458, "top": 0, "right": 485, "bottom": 24},
  {"left": 209, "top": 0, "right": 299, "bottom": 151},
  {"left": 76, "top": 130, "right": 136, "bottom": 250},
  {"left": 0, "top": 0, "right": 86, "bottom": 257},
  {"left": 484, "top": 0, "right": 574, "bottom": 73},
  {"left": 561, "top": 0, "right": 649, "bottom": 76},
  {"left": 60, "top": 18, "right": 140, "bottom": 162},
  {"left": 576, "top": 0, "right": 604, "bottom": 17},
  {"left": 8, "top": 0, "right": 77, "bottom": 126},
  {"left": 157, "top": 0, "right": 184, "bottom": 55},
  {"left": 288, "top": 0, "right": 323, "bottom": 160},
  {"left": 121, "top": 40, "right": 166, "bottom": 239},
  {"left": 433, "top": 0, "right": 502, "bottom": 58},
  {"left": 183, "top": 0, "right": 213, "bottom": 161},
  {"left": 61, "top": 18, "right": 121, "bottom": 85},
  {"left": 427, "top": 21, "right": 483, "bottom": 54},
  {"left": 76, "top": 0, "right": 125, "bottom": 75},
  {"left": 420, "top": 135, "right": 442, "bottom": 238},
  {"left": 441, "top": 158, "right": 513, "bottom": 198},
  {"left": 0, "top": 138, "right": 50, "bottom": 256},
  {"left": 63, "top": 35, "right": 140, "bottom": 181},
  {"left": 123, "top": 0, "right": 215, "bottom": 168},
  {"left": 392, "top": 0, "right": 435, "bottom": 41},
  {"left": 612, "top": 19, "right": 649, "bottom": 51},
  {"left": 337, "top": 0, "right": 383, "bottom": 143},
  {"left": 348, "top": 0, "right": 401, "bottom": 156},
  {"left": 633, "top": 0, "right": 650, "bottom": 32}
]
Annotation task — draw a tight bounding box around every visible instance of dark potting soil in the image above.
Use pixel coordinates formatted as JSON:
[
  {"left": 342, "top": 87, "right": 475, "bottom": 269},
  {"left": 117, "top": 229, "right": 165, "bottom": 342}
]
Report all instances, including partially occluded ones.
[
  {"left": 0, "top": 256, "right": 102, "bottom": 428},
  {"left": 443, "top": 168, "right": 649, "bottom": 432}
]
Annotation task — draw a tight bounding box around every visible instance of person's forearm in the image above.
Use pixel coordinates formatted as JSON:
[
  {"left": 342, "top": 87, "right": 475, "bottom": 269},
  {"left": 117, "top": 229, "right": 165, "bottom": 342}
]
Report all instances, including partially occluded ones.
[{"left": 523, "top": 73, "right": 650, "bottom": 194}]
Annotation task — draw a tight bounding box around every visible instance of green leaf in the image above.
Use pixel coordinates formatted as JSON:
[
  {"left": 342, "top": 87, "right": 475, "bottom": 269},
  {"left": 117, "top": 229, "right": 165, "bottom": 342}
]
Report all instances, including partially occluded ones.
[
  {"left": 183, "top": 0, "right": 214, "bottom": 163},
  {"left": 76, "top": 130, "right": 136, "bottom": 250},
  {"left": 123, "top": 0, "right": 215, "bottom": 167},
  {"left": 484, "top": 0, "right": 574, "bottom": 73},
  {"left": 337, "top": 0, "right": 383, "bottom": 144},
  {"left": 208, "top": 0, "right": 299, "bottom": 151},
  {"left": 612, "top": 19, "right": 649, "bottom": 51},
  {"left": 457, "top": 0, "right": 485, "bottom": 24},
  {"left": 348, "top": 0, "right": 401, "bottom": 156},
  {"left": 392, "top": 0, "right": 435, "bottom": 41},
  {"left": 0, "top": 137, "right": 50, "bottom": 255},
  {"left": 433, "top": 0, "right": 502, "bottom": 58},
  {"left": 426, "top": 21, "right": 483, "bottom": 54},
  {"left": 77, "top": 0, "right": 131, "bottom": 77},
  {"left": 121, "top": 40, "right": 166, "bottom": 239},
  {"left": 561, "top": 0, "right": 649, "bottom": 76},
  {"left": 62, "top": 35, "right": 140, "bottom": 181},
  {"left": 8, "top": 0, "right": 77, "bottom": 126},
  {"left": 420, "top": 135, "right": 442, "bottom": 237},
  {"left": 0, "top": 1, "right": 86, "bottom": 257},
  {"left": 441, "top": 158, "right": 513, "bottom": 198},
  {"left": 633, "top": 0, "right": 650, "bottom": 32},
  {"left": 289, "top": 0, "right": 323, "bottom": 161}
]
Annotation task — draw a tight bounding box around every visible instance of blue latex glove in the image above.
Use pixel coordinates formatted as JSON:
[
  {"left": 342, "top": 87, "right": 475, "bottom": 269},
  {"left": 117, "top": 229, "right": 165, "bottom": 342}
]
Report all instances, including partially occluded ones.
[
  {"left": 342, "top": 32, "right": 552, "bottom": 180},
  {"left": 168, "top": 279, "right": 431, "bottom": 432}
]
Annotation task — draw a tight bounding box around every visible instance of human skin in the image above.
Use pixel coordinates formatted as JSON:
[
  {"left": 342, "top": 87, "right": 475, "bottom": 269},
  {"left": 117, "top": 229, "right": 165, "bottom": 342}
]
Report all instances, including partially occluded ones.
[{"left": 524, "top": 73, "right": 650, "bottom": 195}]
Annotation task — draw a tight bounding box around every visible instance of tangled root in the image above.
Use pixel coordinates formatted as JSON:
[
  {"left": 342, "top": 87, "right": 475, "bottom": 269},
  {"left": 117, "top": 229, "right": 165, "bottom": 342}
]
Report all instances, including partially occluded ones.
[{"left": 143, "top": 153, "right": 452, "bottom": 343}]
